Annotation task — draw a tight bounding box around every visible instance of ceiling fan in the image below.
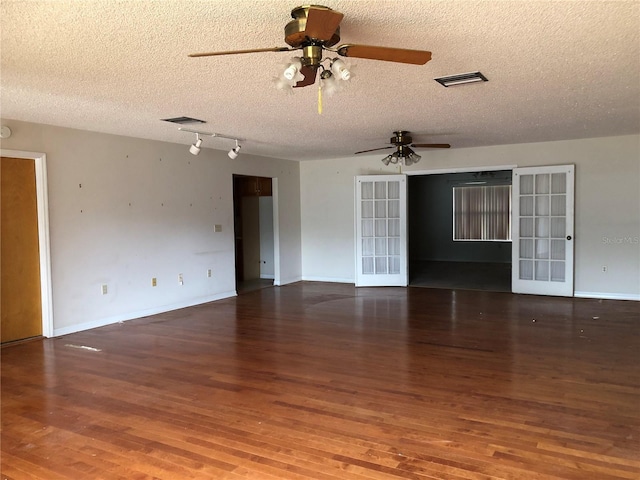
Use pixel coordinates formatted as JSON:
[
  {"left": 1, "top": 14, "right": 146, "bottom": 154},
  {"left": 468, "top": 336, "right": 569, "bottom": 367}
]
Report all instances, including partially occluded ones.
[
  {"left": 189, "top": 5, "right": 432, "bottom": 88},
  {"left": 355, "top": 131, "right": 450, "bottom": 166}
]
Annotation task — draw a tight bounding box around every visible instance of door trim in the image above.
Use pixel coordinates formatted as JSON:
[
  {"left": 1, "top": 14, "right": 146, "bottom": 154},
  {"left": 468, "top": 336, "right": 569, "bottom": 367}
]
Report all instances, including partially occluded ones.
[
  {"left": 405, "top": 165, "right": 519, "bottom": 176},
  {"left": 1, "top": 149, "right": 53, "bottom": 338},
  {"left": 272, "top": 177, "right": 281, "bottom": 286}
]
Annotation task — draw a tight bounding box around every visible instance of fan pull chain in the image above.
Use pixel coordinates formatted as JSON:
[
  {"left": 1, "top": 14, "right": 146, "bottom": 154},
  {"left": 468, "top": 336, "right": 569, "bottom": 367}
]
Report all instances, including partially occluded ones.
[{"left": 318, "top": 84, "right": 323, "bottom": 115}]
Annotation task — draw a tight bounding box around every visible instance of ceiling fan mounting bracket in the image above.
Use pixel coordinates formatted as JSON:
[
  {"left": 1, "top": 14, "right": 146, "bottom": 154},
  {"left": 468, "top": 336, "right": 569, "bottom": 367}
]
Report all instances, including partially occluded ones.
[
  {"left": 285, "top": 5, "right": 341, "bottom": 48},
  {"left": 301, "top": 45, "right": 324, "bottom": 66},
  {"left": 392, "top": 130, "right": 412, "bottom": 146}
]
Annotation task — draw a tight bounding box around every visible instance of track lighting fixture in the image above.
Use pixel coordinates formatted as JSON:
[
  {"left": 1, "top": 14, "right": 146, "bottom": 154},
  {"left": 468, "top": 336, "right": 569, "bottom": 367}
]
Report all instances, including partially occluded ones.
[
  {"left": 178, "top": 128, "right": 243, "bottom": 158},
  {"left": 189, "top": 134, "right": 203, "bottom": 155},
  {"left": 228, "top": 140, "right": 241, "bottom": 159}
]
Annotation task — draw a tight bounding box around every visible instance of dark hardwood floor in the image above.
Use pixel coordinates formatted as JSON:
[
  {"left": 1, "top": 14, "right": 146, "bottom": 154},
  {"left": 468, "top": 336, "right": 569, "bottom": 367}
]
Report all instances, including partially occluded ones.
[
  {"left": 2, "top": 282, "right": 639, "bottom": 479},
  {"left": 410, "top": 261, "right": 511, "bottom": 292}
]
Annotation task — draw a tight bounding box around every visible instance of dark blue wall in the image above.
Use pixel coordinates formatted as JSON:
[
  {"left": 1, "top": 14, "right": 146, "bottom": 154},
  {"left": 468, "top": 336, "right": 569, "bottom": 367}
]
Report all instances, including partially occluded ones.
[{"left": 408, "top": 171, "right": 512, "bottom": 263}]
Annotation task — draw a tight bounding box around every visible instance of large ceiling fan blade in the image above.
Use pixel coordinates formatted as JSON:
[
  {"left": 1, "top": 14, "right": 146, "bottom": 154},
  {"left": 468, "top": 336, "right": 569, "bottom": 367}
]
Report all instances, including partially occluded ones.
[
  {"left": 189, "top": 47, "right": 294, "bottom": 58},
  {"left": 411, "top": 143, "right": 451, "bottom": 148},
  {"left": 294, "top": 65, "right": 318, "bottom": 88},
  {"left": 337, "top": 44, "right": 432, "bottom": 65},
  {"left": 304, "top": 6, "right": 344, "bottom": 42},
  {"left": 354, "top": 146, "right": 394, "bottom": 154}
]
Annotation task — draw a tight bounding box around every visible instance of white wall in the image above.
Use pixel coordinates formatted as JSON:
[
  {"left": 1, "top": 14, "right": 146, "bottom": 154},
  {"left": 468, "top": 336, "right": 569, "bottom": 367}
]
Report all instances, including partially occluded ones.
[
  {"left": 301, "top": 135, "right": 640, "bottom": 300},
  {"left": 1, "top": 120, "right": 301, "bottom": 335}
]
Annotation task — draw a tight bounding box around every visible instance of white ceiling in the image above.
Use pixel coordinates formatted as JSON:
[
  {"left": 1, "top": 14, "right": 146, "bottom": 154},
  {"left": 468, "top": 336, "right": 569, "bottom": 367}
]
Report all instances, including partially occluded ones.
[{"left": 2, "top": 0, "right": 639, "bottom": 161}]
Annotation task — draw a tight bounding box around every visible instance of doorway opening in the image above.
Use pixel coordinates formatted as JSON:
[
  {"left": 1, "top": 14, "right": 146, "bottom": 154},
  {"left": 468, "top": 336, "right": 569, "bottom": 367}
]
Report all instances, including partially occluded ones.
[
  {"left": 408, "top": 170, "right": 513, "bottom": 292},
  {"left": 233, "top": 175, "right": 275, "bottom": 294}
]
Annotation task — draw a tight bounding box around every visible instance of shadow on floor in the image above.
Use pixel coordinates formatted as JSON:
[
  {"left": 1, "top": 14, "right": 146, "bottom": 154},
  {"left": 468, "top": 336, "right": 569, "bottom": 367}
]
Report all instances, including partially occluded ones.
[
  {"left": 410, "top": 261, "right": 511, "bottom": 292},
  {"left": 237, "top": 278, "right": 274, "bottom": 295}
]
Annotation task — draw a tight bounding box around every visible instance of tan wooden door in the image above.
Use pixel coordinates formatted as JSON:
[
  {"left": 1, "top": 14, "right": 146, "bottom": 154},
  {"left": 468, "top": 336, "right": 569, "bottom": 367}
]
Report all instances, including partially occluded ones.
[
  {"left": 242, "top": 196, "right": 261, "bottom": 281},
  {"left": 1, "top": 157, "right": 43, "bottom": 342}
]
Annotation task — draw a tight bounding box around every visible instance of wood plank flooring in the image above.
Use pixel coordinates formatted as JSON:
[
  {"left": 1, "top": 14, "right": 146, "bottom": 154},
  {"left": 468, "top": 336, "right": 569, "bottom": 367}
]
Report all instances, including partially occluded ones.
[{"left": 2, "top": 282, "right": 639, "bottom": 479}]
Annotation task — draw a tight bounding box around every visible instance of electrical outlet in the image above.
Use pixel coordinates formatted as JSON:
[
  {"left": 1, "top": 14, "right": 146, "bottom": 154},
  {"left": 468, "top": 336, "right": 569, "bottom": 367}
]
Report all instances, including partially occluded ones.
[
  {"left": 602, "top": 266, "right": 608, "bottom": 273},
  {"left": 152, "top": 277, "right": 157, "bottom": 287},
  {"left": 101, "top": 284, "right": 108, "bottom": 295},
  {"left": 214, "top": 224, "right": 222, "bottom": 232},
  {"left": 207, "top": 269, "right": 212, "bottom": 278},
  {"left": 178, "top": 273, "right": 184, "bottom": 285}
]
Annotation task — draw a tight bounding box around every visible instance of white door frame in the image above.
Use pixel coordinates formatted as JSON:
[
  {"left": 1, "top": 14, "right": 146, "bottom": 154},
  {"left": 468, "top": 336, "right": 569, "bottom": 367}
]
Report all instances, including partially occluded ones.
[
  {"left": 405, "top": 165, "right": 519, "bottom": 177},
  {"left": 233, "top": 176, "right": 280, "bottom": 288},
  {"left": 272, "top": 177, "right": 281, "bottom": 285},
  {"left": 405, "top": 164, "right": 575, "bottom": 296},
  {"left": 1, "top": 149, "right": 54, "bottom": 338},
  {"left": 404, "top": 164, "right": 518, "bottom": 290}
]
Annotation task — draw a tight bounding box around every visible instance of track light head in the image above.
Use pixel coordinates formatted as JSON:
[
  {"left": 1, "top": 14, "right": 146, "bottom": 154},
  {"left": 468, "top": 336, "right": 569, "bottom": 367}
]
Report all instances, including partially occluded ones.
[
  {"left": 189, "top": 135, "right": 202, "bottom": 155},
  {"left": 178, "top": 129, "right": 243, "bottom": 158},
  {"left": 228, "top": 141, "right": 241, "bottom": 159}
]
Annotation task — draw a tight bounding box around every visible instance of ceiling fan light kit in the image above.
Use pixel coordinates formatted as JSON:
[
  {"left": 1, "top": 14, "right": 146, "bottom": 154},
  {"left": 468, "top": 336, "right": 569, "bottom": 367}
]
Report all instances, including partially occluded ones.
[
  {"left": 383, "top": 147, "right": 422, "bottom": 167},
  {"left": 330, "top": 58, "right": 351, "bottom": 80},
  {"left": 283, "top": 58, "right": 303, "bottom": 81},
  {"left": 190, "top": 5, "right": 432, "bottom": 113}
]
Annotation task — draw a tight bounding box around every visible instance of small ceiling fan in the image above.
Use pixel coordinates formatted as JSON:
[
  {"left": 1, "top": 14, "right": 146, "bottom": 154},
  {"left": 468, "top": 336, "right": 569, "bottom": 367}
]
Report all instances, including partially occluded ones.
[
  {"left": 189, "top": 5, "right": 432, "bottom": 88},
  {"left": 355, "top": 131, "right": 451, "bottom": 166}
]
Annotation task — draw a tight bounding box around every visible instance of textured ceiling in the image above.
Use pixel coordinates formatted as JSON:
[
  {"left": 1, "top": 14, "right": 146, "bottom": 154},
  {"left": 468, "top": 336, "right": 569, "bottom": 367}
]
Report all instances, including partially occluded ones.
[{"left": 2, "top": 0, "right": 639, "bottom": 161}]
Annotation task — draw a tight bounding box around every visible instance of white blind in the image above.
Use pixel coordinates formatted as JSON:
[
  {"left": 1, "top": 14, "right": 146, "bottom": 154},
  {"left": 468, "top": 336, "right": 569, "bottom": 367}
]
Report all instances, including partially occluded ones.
[{"left": 453, "top": 185, "right": 512, "bottom": 241}]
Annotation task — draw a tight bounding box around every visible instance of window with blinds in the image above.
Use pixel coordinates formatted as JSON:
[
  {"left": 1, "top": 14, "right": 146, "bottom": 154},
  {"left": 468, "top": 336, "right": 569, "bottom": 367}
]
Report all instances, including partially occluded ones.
[{"left": 453, "top": 184, "right": 512, "bottom": 241}]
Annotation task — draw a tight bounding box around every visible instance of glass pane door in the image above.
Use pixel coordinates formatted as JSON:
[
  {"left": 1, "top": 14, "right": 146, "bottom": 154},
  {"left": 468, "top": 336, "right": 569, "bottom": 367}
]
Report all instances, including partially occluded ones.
[
  {"left": 355, "top": 175, "right": 407, "bottom": 287},
  {"left": 512, "top": 165, "right": 574, "bottom": 296}
]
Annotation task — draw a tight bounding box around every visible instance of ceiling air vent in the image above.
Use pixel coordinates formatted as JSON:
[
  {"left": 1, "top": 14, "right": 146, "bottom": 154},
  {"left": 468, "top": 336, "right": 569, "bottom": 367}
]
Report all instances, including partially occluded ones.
[
  {"left": 434, "top": 71, "right": 488, "bottom": 87},
  {"left": 161, "top": 116, "right": 206, "bottom": 125}
]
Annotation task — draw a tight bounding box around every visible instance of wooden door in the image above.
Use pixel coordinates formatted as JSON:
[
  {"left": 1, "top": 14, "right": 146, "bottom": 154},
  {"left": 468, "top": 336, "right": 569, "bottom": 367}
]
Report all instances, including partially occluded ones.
[
  {"left": 1, "top": 157, "right": 43, "bottom": 342},
  {"left": 241, "top": 196, "right": 261, "bottom": 280}
]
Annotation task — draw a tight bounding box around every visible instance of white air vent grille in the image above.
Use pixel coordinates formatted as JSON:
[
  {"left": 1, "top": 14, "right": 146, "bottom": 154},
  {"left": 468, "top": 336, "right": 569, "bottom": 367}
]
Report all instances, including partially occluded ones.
[
  {"left": 161, "top": 116, "right": 206, "bottom": 125},
  {"left": 435, "top": 72, "right": 488, "bottom": 87}
]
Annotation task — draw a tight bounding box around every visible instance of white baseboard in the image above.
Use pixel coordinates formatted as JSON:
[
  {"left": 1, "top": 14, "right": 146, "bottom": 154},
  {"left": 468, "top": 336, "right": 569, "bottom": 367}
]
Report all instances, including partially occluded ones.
[
  {"left": 274, "top": 275, "right": 303, "bottom": 286},
  {"left": 574, "top": 291, "right": 640, "bottom": 301},
  {"left": 301, "top": 276, "right": 354, "bottom": 284},
  {"left": 53, "top": 290, "right": 237, "bottom": 337},
  {"left": 260, "top": 274, "right": 275, "bottom": 280}
]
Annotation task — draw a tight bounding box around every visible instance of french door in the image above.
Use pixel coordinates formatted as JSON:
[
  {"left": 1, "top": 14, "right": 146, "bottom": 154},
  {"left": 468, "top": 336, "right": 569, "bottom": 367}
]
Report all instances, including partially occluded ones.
[
  {"left": 355, "top": 175, "right": 408, "bottom": 287},
  {"left": 512, "top": 165, "right": 575, "bottom": 296}
]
